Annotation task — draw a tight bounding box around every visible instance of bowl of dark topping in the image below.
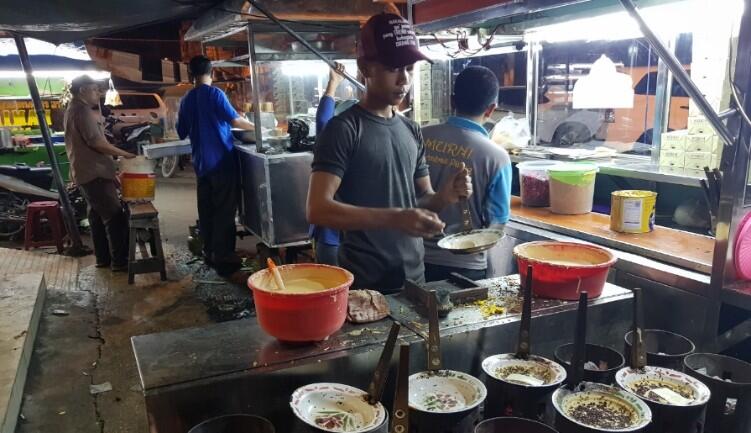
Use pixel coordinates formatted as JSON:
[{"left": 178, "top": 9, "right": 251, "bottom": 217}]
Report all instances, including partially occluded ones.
[{"left": 553, "top": 382, "right": 652, "bottom": 432}]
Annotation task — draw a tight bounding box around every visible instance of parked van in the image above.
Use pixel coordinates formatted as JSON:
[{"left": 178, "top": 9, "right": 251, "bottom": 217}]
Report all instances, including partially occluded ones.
[
  {"left": 109, "top": 92, "right": 168, "bottom": 125},
  {"left": 536, "top": 65, "right": 689, "bottom": 147}
]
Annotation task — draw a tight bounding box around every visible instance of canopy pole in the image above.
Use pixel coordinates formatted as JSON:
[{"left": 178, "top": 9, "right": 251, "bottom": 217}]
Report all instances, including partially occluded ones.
[{"left": 13, "top": 33, "right": 87, "bottom": 254}]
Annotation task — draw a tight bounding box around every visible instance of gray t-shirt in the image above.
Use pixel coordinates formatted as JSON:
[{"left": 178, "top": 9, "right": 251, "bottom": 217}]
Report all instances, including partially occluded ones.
[
  {"left": 422, "top": 117, "right": 512, "bottom": 270},
  {"left": 312, "top": 104, "right": 429, "bottom": 292}
]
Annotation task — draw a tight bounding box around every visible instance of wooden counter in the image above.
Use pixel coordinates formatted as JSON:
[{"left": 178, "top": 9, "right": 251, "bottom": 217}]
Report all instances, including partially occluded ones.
[{"left": 510, "top": 196, "right": 715, "bottom": 274}]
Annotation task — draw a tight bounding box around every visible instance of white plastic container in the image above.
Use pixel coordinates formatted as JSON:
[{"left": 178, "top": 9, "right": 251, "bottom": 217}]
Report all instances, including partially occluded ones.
[{"left": 548, "top": 163, "right": 599, "bottom": 215}]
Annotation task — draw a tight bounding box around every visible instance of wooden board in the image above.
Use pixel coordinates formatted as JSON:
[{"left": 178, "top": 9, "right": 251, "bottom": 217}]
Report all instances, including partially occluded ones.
[{"left": 510, "top": 197, "right": 714, "bottom": 272}]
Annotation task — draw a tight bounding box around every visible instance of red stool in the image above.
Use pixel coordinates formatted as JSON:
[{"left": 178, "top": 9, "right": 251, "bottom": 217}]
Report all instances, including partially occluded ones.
[{"left": 24, "top": 201, "right": 66, "bottom": 253}]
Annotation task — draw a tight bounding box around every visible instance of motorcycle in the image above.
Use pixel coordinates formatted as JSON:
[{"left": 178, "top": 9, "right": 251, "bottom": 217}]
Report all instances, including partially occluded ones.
[
  {"left": 103, "top": 111, "right": 153, "bottom": 155},
  {"left": 0, "top": 164, "right": 86, "bottom": 239}
]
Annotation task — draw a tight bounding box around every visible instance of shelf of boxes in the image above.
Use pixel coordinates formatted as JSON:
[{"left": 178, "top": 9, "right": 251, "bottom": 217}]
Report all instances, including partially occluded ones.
[{"left": 660, "top": 121, "right": 723, "bottom": 172}]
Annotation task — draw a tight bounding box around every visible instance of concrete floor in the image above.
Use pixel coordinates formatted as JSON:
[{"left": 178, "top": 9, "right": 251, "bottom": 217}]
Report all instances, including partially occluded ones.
[{"left": 13, "top": 168, "right": 265, "bottom": 433}]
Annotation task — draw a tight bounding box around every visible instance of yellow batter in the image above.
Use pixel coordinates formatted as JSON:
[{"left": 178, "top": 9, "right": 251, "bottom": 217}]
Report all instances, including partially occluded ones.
[
  {"left": 276, "top": 278, "right": 328, "bottom": 294},
  {"left": 253, "top": 268, "right": 346, "bottom": 294}
]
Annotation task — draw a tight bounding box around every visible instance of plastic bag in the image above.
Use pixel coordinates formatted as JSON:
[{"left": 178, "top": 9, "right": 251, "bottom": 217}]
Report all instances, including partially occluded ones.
[{"left": 490, "top": 112, "right": 530, "bottom": 151}]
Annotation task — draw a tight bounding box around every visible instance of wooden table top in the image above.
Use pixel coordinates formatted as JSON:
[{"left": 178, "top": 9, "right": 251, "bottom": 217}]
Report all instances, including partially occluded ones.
[
  {"left": 510, "top": 196, "right": 715, "bottom": 272},
  {"left": 127, "top": 202, "right": 158, "bottom": 219}
]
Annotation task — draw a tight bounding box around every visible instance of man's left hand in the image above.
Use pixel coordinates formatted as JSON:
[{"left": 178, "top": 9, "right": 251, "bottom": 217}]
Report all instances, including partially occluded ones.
[{"left": 439, "top": 162, "right": 472, "bottom": 204}]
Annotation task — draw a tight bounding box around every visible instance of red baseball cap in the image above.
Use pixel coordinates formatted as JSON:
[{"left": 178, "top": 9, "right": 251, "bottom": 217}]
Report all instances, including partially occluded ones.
[{"left": 358, "top": 13, "right": 432, "bottom": 68}]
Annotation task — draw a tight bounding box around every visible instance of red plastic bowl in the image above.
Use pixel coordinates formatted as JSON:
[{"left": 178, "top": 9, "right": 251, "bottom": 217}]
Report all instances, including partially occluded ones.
[
  {"left": 513, "top": 241, "right": 616, "bottom": 300},
  {"left": 248, "top": 264, "right": 354, "bottom": 342}
]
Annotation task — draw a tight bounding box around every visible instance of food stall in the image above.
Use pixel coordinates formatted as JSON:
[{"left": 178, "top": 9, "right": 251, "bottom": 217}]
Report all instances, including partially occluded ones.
[
  {"left": 183, "top": 5, "right": 366, "bottom": 257},
  {"left": 410, "top": 0, "right": 751, "bottom": 352},
  {"left": 130, "top": 0, "right": 751, "bottom": 432}
]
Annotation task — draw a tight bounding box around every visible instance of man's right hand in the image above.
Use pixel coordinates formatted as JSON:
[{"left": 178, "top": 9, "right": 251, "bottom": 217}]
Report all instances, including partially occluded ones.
[
  {"left": 122, "top": 152, "right": 137, "bottom": 159},
  {"left": 392, "top": 208, "right": 445, "bottom": 238}
]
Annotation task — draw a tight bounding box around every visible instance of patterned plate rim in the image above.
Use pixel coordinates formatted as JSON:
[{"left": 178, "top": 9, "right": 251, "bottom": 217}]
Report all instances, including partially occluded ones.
[
  {"left": 289, "top": 382, "right": 386, "bottom": 433},
  {"left": 482, "top": 353, "right": 568, "bottom": 387},
  {"left": 407, "top": 370, "right": 488, "bottom": 414},
  {"left": 615, "top": 366, "right": 712, "bottom": 406}
]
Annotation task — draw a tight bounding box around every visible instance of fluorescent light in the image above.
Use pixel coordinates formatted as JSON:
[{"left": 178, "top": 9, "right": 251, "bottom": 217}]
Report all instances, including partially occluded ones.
[
  {"left": 0, "top": 38, "right": 91, "bottom": 60},
  {"left": 0, "top": 70, "right": 110, "bottom": 80},
  {"left": 279, "top": 60, "right": 357, "bottom": 77},
  {"left": 525, "top": 0, "right": 744, "bottom": 43}
]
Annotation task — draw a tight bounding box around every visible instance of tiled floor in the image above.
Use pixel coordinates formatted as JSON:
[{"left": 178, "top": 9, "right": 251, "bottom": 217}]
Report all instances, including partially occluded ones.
[
  {"left": 11, "top": 170, "right": 258, "bottom": 433},
  {"left": 0, "top": 248, "right": 78, "bottom": 292}
]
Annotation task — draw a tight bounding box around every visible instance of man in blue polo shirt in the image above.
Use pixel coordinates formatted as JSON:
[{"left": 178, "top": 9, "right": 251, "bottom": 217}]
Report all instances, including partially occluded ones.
[
  {"left": 422, "top": 66, "right": 512, "bottom": 281},
  {"left": 177, "top": 55, "right": 255, "bottom": 275}
]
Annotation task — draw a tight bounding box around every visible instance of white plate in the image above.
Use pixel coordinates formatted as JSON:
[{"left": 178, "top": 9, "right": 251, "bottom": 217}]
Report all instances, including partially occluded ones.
[
  {"left": 615, "top": 366, "right": 711, "bottom": 407},
  {"left": 290, "top": 383, "right": 386, "bottom": 433},
  {"left": 482, "top": 353, "right": 567, "bottom": 387},
  {"left": 408, "top": 370, "right": 487, "bottom": 414},
  {"left": 437, "top": 229, "right": 504, "bottom": 254}
]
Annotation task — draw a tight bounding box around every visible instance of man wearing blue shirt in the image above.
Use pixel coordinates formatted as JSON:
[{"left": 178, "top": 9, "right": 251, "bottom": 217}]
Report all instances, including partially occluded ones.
[
  {"left": 422, "top": 66, "right": 512, "bottom": 281},
  {"left": 177, "top": 55, "right": 254, "bottom": 275},
  {"left": 310, "top": 63, "right": 359, "bottom": 265}
]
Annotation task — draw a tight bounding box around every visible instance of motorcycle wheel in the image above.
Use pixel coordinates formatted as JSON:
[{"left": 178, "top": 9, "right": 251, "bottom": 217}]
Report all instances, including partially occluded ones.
[
  {"left": 0, "top": 192, "right": 28, "bottom": 239},
  {"left": 160, "top": 155, "right": 179, "bottom": 178}
]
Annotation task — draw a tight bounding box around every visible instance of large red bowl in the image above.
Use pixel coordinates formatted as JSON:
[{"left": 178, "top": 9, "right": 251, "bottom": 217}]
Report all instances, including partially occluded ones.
[
  {"left": 248, "top": 264, "right": 354, "bottom": 342},
  {"left": 513, "top": 241, "right": 616, "bottom": 300}
]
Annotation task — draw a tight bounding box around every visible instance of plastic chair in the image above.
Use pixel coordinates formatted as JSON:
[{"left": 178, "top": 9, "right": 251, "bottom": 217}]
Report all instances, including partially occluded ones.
[{"left": 24, "top": 201, "right": 65, "bottom": 253}]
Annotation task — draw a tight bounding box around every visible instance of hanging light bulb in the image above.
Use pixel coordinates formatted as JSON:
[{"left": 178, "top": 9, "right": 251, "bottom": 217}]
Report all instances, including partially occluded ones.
[
  {"left": 104, "top": 79, "right": 121, "bottom": 107},
  {"left": 572, "top": 55, "right": 634, "bottom": 109}
]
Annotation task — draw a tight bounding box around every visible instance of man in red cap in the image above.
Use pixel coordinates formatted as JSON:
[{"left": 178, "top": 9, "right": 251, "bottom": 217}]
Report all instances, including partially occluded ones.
[{"left": 307, "top": 13, "right": 472, "bottom": 293}]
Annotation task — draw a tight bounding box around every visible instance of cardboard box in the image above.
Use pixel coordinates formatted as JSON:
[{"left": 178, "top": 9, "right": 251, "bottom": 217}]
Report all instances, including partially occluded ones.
[
  {"left": 710, "top": 153, "right": 721, "bottom": 169},
  {"left": 689, "top": 94, "right": 723, "bottom": 116},
  {"left": 684, "top": 168, "right": 707, "bottom": 178},
  {"left": 688, "top": 116, "right": 713, "bottom": 135},
  {"left": 684, "top": 151, "right": 713, "bottom": 170},
  {"left": 712, "top": 135, "right": 725, "bottom": 154},
  {"left": 660, "top": 165, "right": 685, "bottom": 175},
  {"left": 661, "top": 130, "right": 687, "bottom": 150},
  {"left": 659, "top": 150, "right": 685, "bottom": 167},
  {"left": 685, "top": 134, "right": 714, "bottom": 153}
]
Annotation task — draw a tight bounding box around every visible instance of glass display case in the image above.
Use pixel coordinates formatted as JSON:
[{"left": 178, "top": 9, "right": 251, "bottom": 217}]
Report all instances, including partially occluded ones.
[{"left": 249, "top": 59, "right": 358, "bottom": 137}]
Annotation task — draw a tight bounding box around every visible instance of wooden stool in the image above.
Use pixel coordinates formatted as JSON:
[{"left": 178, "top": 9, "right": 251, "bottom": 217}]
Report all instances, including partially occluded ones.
[
  {"left": 127, "top": 202, "right": 167, "bottom": 284},
  {"left": 24, "top": 201, "right": 65, "bottom": 253}
]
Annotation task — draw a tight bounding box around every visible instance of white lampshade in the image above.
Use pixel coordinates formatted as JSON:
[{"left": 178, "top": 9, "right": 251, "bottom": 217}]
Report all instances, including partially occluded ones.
[{"left": 572, "top": 55, "right": 634, "bottom": 109}]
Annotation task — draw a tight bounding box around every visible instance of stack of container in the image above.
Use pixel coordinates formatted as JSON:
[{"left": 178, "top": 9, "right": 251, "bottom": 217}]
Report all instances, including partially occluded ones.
[
  {"left": 518, "top": 161, "right": 599, "bottom": 215},
  {"left": 660, "top": 123, "right": 722, "bottom": 173}
]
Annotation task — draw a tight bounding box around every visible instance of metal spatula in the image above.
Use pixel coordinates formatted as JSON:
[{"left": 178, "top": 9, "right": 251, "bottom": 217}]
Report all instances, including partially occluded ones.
[{"left": 460, "top": 197, "right": 472, "bottom": 232}]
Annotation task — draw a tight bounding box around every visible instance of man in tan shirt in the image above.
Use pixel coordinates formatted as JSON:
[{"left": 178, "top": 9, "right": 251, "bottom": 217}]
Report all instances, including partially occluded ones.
[{"left": 65, "top": 75, "right": 135, "bottom": 271}]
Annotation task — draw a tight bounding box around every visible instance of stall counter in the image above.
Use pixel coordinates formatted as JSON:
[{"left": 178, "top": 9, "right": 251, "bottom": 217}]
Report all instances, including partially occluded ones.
[
  {"left": 510, "top": 196, "right": 714, "bottom": 275},
  {"left": 132, "top": 277, "right": 633, "bottom": 433}
]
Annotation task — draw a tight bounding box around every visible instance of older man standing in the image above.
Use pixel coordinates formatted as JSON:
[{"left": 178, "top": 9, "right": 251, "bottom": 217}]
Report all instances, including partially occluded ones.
[{"left": 64, "top": 75, "right": 136, "bottom": 271}]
